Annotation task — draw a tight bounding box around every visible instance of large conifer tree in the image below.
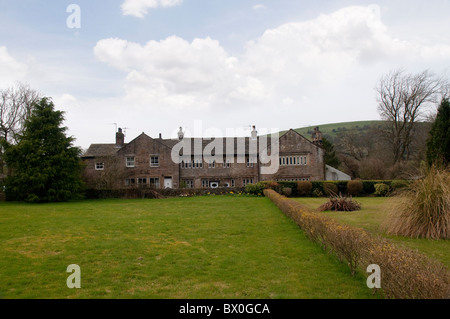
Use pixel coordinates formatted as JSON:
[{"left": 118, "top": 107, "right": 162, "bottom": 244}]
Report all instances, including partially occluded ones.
[
  {"left": 3, "top": 98, "right": 84, "bottom": 202},
  {"left": 426, "top": 98, "right": 450, "bottom": 167},
  {"left": 322, "top": 137, "right": 341, "bottom": 168}
]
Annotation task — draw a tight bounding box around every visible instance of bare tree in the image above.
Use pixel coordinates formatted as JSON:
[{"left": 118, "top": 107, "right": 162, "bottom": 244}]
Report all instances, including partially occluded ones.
[
  {"left": 0, "top": 82, "right": 41, "bottom": 144},
  {"left": 376, "top": 69, "right": 446, "bottom": 164},
  {"left": 0, "top": 82, "right": 41, "bottom": 175}
]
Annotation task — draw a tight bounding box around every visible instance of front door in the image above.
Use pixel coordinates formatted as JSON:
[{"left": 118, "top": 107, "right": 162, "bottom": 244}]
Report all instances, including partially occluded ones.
[{"left": 164, "top": 177, "right": 173, "bottom": 189}]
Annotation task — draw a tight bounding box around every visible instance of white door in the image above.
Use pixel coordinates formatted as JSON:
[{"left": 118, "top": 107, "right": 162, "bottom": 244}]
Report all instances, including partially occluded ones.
[{"left": 164, "top": 178, "right": 173, "bottom": 189}]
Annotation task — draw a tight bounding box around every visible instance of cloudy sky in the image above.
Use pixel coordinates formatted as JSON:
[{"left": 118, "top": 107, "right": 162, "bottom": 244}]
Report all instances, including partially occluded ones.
[{"left": 1, "top": 0, "right": 449, "bottom": 149}]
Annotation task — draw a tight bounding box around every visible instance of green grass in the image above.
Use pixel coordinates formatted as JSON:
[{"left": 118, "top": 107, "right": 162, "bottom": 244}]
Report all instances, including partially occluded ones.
[
  {"left": 272, "top": 120, "right": 384, "bottom": 140},
  {"left": 294, "top": 197, "right": 450, "bottom": 268},
  {"left": 0, "top": 196, "right": 376, "bottom": 299}
]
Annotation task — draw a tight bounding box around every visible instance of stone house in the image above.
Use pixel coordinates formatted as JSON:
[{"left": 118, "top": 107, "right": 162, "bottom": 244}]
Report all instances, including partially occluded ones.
[{"left": 81, "top": 127, "right": 325, "bottom": 189}]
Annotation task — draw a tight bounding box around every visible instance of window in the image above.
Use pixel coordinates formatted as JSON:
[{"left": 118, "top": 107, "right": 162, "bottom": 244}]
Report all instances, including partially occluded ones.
[
  {"left": 138, "top": 178, "right": 147, "bottom": 185},
  {"left": 193, "top": 159, "right": 203, "bottom": 169},
  {"left": 202, "top": 180, "right": 209, "bottom": 188},
  {"left": 224, "top": 159, "right": 231, "bottom": 168},
  {"left": 279, "top": 155, "right": 307, "bottom": 166},
  {"left": 247, "top": 157, "right": 255, "bottom": 168},
  {"left": 184, "top": 180, "right": 194, "bottom": 189},
  {"left": 243, "top": 178, "right": 254, "bottom": 186},
  {"left": 231, "top": 179, "right": 235, "bottom": 187},
  {"left": 300, "top": 156, "right": 307, "bottom": 165},
  {"left": 95, "top": 162, "right": 104, "bottom": 171},
  {"left": 149, "top": 178, "right": 160, "bottom": 188},
  {"left": 150, "top": 156, "right": 159, "bottom": 167},
  {"left": 125, "top": 178, "right": 136, "bottom": 186},
  {"left": 208, "top": 160, "right": 215, "bottom": 168},
  {"left": 126, "top": 156, "right": 135, "bottom": 167}
]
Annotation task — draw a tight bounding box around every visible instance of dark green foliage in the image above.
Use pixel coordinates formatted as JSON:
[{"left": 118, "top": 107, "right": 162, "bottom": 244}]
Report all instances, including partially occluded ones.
[
  {"left": 426, "top": 98, "right": 450, "bottom": 167},
  {"left": 390, "top": 180, "right": 410, "bottom": 192},
  {"left": 244, "top": 182, "right": 265, "bottom": 196},
  {"left": 322, "top": 137, "right": 340, "bottom": 168},
  {"left": 3, "top": 98, "right": 84, "bottom": 202},
  {"left": 323, "top": 182, "right": 338, "bottom": 196}
]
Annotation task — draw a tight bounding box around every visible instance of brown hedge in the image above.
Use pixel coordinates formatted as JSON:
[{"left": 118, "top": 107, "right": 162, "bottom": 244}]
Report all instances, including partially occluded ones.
[{"left": 264, "top": 189, "right": 450, "bottom": 299}]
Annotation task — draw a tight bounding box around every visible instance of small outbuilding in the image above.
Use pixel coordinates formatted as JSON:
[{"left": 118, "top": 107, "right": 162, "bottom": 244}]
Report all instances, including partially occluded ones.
[{"left": 325, "top": 165, "right": 351, "bottom": 181}]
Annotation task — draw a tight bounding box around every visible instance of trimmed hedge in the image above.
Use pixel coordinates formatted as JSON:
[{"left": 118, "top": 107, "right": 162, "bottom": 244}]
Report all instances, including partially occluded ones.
[
  {"left": 271, "top": 180, "right": 412, "bottom": 197},
  {"left": 264, "top": 189, "right": 450, "bottom": 299},
  {"left": 85, "top": 187, "right": 247, "bottom": 199},
  {"left": 85, "top": 180, "right": 412, "bottom": 199}
]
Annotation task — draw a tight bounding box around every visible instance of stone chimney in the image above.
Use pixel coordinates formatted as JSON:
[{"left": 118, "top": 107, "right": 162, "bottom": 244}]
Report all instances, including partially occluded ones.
[
  {"left": 251, "top": 125, "right": 257, "bottom": 140},
  {"left": 116, "top": 128, "right": 125, "bottom": 147},
  {"left": 312, "top": 127, "right": 323, "bottom": 147},
  {"left": 178, "top": 127, "right": 184, "bottom": 140}
]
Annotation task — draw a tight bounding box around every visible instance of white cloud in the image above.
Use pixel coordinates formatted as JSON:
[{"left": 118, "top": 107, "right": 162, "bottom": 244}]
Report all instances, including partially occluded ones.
[
  {"left": 94, "top": 36, "right": 267, "bottom": 110},
  {"left": 94, "top": 5, "right": 450, "bottom": 133},
  {"left": 121, "top": 0, "right": 183, "bottom": 18},
  {"left": 0, "top": 46, "right": 28, "bottom": 87},
  {"left": 253, "top": 4, "right": 267, "bottom": 10}
]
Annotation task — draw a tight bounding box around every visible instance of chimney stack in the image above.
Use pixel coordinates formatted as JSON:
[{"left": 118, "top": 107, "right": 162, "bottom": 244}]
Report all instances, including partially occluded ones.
[
  {"left": 116, "top": 128, "right": 125, "bottom": 147},
  {"left": 312, "top": 127, "right": 323, "bottom": 147},
  {"left": 178, "top": 127, "right": 184, "bottom": 140},
  {"left": 251, "top": 125, "right": 257, "bottom": 140}
]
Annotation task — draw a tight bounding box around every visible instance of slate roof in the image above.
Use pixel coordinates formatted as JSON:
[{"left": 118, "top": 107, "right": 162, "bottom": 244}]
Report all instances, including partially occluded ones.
[
  {"left": 82, "top": 129, "right": 320, "bottom": 158},
  {"left": 82, "top": 144, "right": 122, "bottom": 158}
]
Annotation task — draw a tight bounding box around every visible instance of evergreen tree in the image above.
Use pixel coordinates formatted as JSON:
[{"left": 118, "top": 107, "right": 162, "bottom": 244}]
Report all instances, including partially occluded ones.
[
  {"left": 322, "top": 137, "right": 341, "bottom": 168},
  {"left": 426, "top": 98, "right": 450, "bottom": 167},
  {"left": 3, "top": 98, "right": 84, "bottom": 202}
]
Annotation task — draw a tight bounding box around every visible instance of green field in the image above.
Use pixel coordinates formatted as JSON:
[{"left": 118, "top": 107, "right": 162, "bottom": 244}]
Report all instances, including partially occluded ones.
[
  {"left": 274, "top": 120, "right": 384, "bottom": 140},
  {"left": 293, "top": 197, "right": 450, "bottom": 269},
  {"left": 0, "top": 196, "right": 376, "bottom": 299}
]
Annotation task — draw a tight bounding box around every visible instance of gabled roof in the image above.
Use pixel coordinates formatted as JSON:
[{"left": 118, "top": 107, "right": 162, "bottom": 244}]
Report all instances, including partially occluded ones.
[
  {"left": 82, "top": 144, "right": 121, "bottom": 158},
  {"left": 281, "top": 129, "right": 323, "bottom": 149}
]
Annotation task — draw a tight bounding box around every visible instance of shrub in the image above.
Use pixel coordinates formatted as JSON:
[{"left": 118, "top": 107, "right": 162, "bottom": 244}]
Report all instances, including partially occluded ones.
[
  {"left": 312, "top": 189, "right": 324, "bottom": 197},
  {"left": 323, "top": 182, "right": 338, "bottom": 196},
  {"left": 390, "top": 180, "right": 410, "bottom": 192},
  {"left": 385, "top": 166, "right": 450, "bottom": 239},
  {"left": 259, "top": 181, "right": 281, "bottom": 192},
  {"left": 282, "top": 187, "right": 293, "bottom": 197},
  {"left": 319, "top": 193, "right": 361, "bottom": 212},
  {"left": 297, "top": 181, "right": 313, "bottom": 196},
  {"left": 245, "top": 183, "right": 265, "bottom": 196},
  {"left": 346, "top": 180, "right": 364, "bottom": 196},
  {"left": 374, "top": 183, "right": 390, "bottom": 196}
]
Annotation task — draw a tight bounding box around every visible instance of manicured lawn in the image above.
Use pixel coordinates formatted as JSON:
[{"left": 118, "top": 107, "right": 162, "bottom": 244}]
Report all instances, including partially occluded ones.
[
  {"left": 293, "top": 197, "right": 450, "bottom": 268},
  {"left": 0, "top": 196, "right": 375, "bottom": 299}
]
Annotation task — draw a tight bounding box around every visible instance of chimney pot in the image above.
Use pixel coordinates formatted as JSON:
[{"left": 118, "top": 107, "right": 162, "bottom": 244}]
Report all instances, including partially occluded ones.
[
  {"left": 116, "top": 128, "right": 125, "bottom": 147},
  {"left": 178, "top": 127, "right": 185, "bottom": 140},
  {"left": 251, "top": 125, "right": 257, "bottom": 140}
]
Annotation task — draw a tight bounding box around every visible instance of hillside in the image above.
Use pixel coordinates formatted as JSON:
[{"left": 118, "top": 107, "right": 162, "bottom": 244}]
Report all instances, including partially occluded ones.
[{"left": 278, "top": 120, "right": 385, "bottom": 142}]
